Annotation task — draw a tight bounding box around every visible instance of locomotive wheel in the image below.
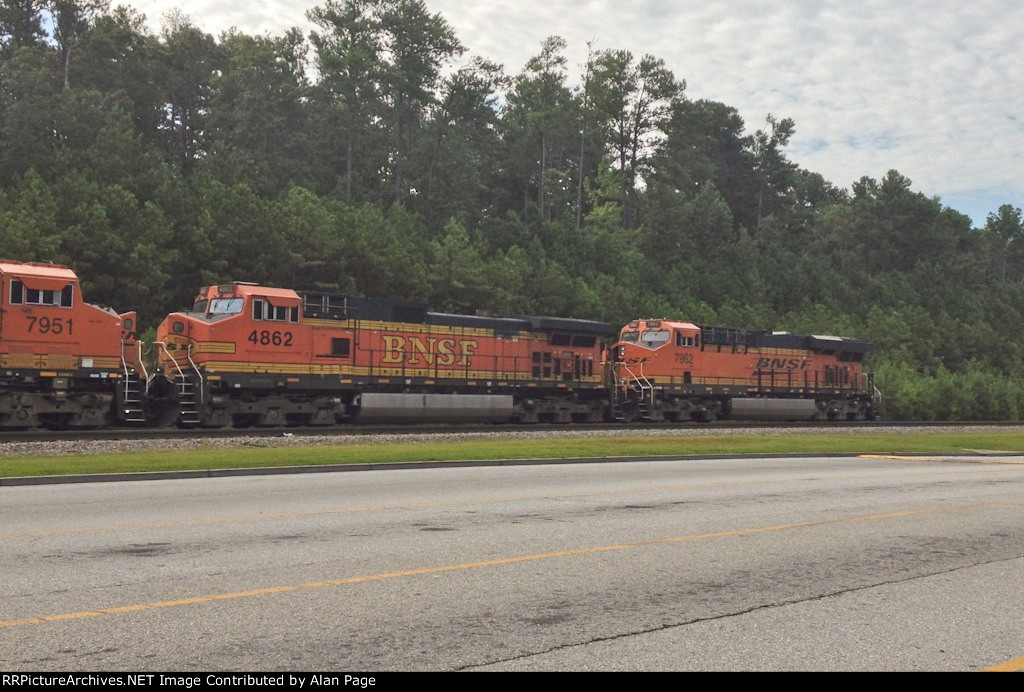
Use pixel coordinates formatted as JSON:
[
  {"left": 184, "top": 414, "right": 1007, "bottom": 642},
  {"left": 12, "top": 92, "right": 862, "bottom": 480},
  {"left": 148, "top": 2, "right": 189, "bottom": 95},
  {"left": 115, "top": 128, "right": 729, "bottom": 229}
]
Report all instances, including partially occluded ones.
[
  {"left": 41, "top": 417, "right": 106, "bottom": 431},
  {"left": 38, "top": 413, "right": 74, "bottom": 431},
  {"left": 692, "top": 409, "right": 716, "bottom": 423},
  {"left": 231, "top": 414, "right": 260, "bottom": 429}
]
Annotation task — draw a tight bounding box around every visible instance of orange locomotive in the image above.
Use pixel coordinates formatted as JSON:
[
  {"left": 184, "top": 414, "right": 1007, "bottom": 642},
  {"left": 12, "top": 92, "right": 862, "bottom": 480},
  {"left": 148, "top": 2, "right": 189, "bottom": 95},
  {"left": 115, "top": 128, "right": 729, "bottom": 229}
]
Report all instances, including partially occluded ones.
[
  {"left": 154, "top": 282, "right": 613, "bottom": 427},
  {"left": 0, "top": 260, "right": 142, "bottom": 428},
  {"left": 609, "top": 319, "right": 876, "bottom": 422}
]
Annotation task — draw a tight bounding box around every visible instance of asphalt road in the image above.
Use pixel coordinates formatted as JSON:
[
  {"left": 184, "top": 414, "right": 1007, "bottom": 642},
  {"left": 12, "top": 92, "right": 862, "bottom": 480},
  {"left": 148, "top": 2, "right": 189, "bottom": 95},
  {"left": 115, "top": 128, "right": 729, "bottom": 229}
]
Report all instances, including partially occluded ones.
[{"left": 1, "top": 454, "right": 1022, "bottom": 671}]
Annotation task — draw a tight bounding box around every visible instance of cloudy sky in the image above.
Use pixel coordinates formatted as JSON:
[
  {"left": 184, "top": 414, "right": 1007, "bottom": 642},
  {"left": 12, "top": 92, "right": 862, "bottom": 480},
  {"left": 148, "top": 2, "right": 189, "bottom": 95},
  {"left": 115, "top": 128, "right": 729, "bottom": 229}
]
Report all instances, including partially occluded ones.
[{"left": 136, "top": 0, "right": 1022, "bottom": 227}]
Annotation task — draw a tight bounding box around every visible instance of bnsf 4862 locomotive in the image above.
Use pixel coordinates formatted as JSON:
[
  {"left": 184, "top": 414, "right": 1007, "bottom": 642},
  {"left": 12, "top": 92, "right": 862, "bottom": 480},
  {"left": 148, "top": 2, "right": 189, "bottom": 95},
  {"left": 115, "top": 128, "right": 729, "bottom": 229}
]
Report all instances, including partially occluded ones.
[
  {"left": 153, "top": 282, "right": 613, "bottom": 427},
  {"left": 1, "top": 261, "right": 878, "bottom": 430}
]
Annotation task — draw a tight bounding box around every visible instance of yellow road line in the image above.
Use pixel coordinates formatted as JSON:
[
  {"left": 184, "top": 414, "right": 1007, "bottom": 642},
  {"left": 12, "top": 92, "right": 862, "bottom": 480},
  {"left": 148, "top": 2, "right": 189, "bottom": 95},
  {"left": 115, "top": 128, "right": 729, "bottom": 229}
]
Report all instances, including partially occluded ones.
[
  {"left": 2, "top": 497, "right": 1022, "bottom": 630},
  {"left": 984, "top": 656, "right": 1024, "bottom": 672},
  {"left": 860, "top": 454, "right": 1024, "bottom": 465},
  {"left": 0, "top": 467, "right": 1005, "bottom": 539}
]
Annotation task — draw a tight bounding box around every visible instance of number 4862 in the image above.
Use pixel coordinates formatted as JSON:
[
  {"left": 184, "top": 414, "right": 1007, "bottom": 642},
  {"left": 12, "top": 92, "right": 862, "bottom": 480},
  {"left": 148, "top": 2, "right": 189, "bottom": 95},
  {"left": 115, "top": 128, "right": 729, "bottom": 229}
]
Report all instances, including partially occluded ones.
[{"left": 248, "top": 330, "right": 293, "bottom": 347}]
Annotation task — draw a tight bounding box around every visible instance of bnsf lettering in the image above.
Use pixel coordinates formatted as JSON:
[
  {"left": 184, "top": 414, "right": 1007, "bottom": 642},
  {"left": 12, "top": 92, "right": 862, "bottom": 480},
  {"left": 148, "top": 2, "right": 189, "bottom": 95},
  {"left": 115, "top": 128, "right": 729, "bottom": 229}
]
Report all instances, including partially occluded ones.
[
  {"left": 756, "top": 357, "right": 810, "bottom": 370},
  {"left": 382, "top": 335, "right": 478, "bottom": 366}
]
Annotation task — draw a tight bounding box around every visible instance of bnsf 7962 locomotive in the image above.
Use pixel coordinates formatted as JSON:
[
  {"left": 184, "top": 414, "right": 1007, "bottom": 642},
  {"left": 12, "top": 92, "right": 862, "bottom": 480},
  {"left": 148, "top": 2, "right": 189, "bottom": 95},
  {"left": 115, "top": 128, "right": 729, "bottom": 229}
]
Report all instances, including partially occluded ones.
[
  {"left": 609, "top": 319, "right": 875, "bottom": 422},
  {"left": 1, "top": 261, "right": 877, "bottom": 429}
]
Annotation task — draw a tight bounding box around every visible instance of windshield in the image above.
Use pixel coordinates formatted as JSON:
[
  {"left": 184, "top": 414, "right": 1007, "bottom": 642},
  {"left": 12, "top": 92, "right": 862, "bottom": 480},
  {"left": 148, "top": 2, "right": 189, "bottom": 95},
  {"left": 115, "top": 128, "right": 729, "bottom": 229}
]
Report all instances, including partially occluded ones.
[
  {"left": 619, "top": 331, "right": 639, "bottom": 343},
  {"left": 640, "top": 329, "right": 670, "bottom": 348},
  {"left": 208, "top": 298, "right": 244, "bottom": 315}
]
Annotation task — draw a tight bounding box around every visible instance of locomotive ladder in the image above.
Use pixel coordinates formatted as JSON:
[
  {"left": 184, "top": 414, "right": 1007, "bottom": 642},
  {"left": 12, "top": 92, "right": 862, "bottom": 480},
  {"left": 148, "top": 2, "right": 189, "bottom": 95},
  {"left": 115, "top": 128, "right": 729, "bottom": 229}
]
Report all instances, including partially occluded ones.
[
  {"left": 635, "top": 364, "right": 655, "bottom": 421},
  {"left": 175, "top": 374, "right": 201, "bottom": 426},
  {"left": 620, "top": 362, "right": 656, "bottom": 421},
  {"left": 120, "top": 375, "right": 147, "bottom": 423},
  {"left": 609, "top": 366, "right": 626, "bottom": 422},
  {"left": 119, "top": 341, "right": 146, "bottom": 423},
  {"left": 158, "top": 342, "right": 203, "bottom": 426},
  {"left": 609, "top": 396, "right": 626, "bottom": 422}
]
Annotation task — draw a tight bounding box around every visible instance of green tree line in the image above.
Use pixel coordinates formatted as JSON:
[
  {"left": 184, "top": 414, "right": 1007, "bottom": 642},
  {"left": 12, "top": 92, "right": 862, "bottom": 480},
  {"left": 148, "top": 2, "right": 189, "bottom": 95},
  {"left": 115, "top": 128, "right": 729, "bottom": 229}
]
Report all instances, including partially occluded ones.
[{"left": 2, "top": 0, "right": 1023, "bottom": 419}]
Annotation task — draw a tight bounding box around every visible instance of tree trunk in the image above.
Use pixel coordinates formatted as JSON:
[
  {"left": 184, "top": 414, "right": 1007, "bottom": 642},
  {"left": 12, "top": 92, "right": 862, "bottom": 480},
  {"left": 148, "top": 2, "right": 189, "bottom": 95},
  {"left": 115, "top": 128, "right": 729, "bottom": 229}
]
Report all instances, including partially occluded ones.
[{"left": 346, "top": 131, "right": 354, "bottom": 202}]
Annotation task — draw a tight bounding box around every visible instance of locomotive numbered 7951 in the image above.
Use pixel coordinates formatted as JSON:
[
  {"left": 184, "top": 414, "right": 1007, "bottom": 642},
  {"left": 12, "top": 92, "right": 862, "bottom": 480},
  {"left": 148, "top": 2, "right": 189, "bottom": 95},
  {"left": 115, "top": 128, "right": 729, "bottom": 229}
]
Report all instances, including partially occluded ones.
[{"left": 0, "top": 260, "right": 140, "bottom": 429}]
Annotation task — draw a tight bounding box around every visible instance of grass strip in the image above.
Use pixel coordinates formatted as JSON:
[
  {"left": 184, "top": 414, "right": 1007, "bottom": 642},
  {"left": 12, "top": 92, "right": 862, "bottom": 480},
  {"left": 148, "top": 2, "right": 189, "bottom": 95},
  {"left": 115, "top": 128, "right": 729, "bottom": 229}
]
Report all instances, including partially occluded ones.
[{"left": 2, "top": 432, "right": 1024, "bottom": 479}]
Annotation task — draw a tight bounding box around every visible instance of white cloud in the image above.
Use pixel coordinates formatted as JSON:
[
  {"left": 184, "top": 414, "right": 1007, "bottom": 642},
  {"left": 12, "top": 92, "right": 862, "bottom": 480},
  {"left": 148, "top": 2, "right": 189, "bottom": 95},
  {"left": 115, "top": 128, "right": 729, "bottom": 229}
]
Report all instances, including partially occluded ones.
[{"left": 134, "top": 0, "right": 1023, "bottom": 224}]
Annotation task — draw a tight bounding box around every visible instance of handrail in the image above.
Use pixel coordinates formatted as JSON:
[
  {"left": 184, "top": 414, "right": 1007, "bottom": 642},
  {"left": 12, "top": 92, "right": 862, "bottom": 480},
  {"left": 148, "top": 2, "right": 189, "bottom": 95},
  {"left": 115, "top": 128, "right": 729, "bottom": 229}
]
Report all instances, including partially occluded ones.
[
  {"left": 119, "top": 341, "right": 132, "bottom": 406},
  {"left": 135, "top": 340, "right": 150, "bottom": 392},
  {"left": 185, "top": 343, "right": 204, "bottom": 404},
  {"left": 637, "top": 361, "right": 655, "bottom": 407},
  {"left": 620, "top": 361, "right": 654, "bottom": 406},
  {"left": 156, "top": 341, "right": 187, "bottom": 382},
  {"left": 619, "top": 362, "right": 638, "bottom": 393}
]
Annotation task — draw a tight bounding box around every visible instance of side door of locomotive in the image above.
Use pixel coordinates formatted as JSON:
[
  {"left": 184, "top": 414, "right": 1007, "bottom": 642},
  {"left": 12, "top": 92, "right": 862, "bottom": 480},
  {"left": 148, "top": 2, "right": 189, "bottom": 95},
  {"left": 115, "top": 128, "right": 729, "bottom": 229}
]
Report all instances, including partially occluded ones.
[{"left": 311, "top": 323, "right": 354, "bottom": 373}]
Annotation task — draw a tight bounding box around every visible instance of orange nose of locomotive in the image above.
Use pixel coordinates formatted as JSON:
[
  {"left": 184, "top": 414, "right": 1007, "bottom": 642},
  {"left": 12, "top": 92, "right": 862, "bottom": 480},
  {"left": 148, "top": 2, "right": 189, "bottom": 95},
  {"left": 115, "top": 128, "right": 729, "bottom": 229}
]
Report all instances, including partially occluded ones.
[
  {"left": 119, "top": 310, "right": 140, "bottom": 369},
  {"left": 156, "top": 311, "right": 197, "bottom": 376},
  {"left": 608, "top": 320, "right": 648, "bottom": 389},
  {"left": 155, "top": 283, "right": 247, "bottom": 375}
]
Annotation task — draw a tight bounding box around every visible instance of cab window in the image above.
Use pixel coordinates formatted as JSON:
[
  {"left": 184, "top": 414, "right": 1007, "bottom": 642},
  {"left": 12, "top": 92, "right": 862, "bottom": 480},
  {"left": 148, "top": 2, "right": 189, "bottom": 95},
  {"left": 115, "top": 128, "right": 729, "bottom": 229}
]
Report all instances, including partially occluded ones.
[
  {"left": 675, "top": 332, "right": 695, "bottom": 347},
  {"left": 209, "top": 298, "right": 244, "bottom": 315},
  {"left": 11, "top": 280, "right": 74, "bottom": 307},
  {"left": 640, "top": 329, "right": 670, "bottom": 347},
  {"left": 252, "top": 298, "right": 299, "bottom": 323}
]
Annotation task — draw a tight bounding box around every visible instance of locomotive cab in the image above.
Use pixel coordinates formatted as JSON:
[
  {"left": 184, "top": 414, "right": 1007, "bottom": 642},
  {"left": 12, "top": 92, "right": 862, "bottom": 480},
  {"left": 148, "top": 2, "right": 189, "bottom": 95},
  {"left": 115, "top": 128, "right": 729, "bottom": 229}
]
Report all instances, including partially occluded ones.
[
  {"left": 157, "top": 284, "right": 307, "bottom": 379},
  {"left": 612, "top": 320, "right": 701, "bottom": 378}
]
